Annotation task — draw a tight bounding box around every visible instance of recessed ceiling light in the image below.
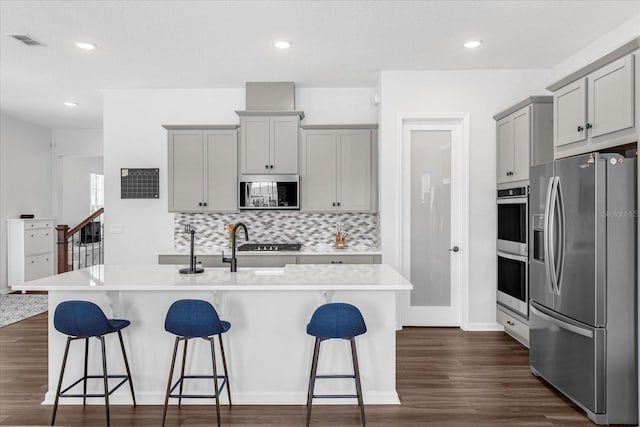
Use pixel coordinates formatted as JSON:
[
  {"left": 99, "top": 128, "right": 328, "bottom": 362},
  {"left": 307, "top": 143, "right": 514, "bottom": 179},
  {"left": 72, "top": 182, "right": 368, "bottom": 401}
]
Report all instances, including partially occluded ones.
[
  {"left": 75, "top": 41, "right": 96, "bottom": 50},
  {"left": 464, "top": 40, "right": 482, "bottom": 49},
  {"left": 64, "top": 101, "right": 78, "bottom": 107},
  {"left": 274, "top": 40, "right": 291, "bottom": 49}
]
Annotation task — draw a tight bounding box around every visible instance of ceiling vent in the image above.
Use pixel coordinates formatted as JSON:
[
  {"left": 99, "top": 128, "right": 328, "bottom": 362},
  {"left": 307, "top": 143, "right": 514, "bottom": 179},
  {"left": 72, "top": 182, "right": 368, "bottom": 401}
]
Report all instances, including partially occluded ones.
[{"left": 7, "top": 33, "right": 43, "bottom": 46}]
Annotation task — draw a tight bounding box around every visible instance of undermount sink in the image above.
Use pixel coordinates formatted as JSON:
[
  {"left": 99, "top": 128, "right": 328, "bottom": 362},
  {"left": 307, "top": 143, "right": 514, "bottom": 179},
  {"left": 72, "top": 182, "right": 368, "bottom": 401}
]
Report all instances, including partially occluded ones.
[{"left": 253, "top": 268, "right": 285, "bottom": 276}]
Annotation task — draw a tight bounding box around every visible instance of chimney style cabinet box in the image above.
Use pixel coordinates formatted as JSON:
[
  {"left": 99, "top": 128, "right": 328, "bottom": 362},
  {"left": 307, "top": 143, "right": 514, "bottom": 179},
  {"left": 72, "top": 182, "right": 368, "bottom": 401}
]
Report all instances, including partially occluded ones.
[{"left": 7, "top": 219, "right": 55, "bottom": 286}]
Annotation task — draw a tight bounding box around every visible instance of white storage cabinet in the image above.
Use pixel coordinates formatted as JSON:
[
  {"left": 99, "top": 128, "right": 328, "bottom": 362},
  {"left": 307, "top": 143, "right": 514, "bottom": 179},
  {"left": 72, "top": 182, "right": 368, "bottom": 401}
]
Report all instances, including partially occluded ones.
[{"left": 7, "top": 219, "right": 56, "bottom": 285}]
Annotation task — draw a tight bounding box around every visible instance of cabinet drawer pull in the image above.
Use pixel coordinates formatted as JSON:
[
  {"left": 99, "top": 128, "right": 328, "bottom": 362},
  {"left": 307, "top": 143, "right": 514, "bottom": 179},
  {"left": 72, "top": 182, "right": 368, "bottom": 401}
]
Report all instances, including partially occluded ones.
[
  {"left": 506, "top": 320, "right": 515, "bottom": 326},
  {"left": 330, "top": 261, "right": 343, "bottom": 264}
]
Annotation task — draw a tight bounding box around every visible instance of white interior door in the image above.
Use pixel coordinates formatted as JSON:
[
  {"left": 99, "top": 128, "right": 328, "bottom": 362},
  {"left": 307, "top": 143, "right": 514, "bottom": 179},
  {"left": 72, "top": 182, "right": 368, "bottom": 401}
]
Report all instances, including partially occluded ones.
[{"left": 401, "top": 122, "right": 464, "bottom": 326}]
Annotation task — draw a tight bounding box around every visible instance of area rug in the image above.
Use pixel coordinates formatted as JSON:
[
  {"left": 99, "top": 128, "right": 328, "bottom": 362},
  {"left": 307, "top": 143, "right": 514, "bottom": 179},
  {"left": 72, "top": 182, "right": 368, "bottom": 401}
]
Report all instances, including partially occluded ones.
[{"left": 0, "top": 294, "right": 48, "bottom": 327}]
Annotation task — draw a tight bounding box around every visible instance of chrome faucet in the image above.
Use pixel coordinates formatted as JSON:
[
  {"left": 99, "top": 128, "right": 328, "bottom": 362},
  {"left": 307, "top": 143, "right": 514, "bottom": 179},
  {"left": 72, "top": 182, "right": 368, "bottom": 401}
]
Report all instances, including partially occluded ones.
[{"left": 222, "top": 222, "right": 249, "bottom": 272}]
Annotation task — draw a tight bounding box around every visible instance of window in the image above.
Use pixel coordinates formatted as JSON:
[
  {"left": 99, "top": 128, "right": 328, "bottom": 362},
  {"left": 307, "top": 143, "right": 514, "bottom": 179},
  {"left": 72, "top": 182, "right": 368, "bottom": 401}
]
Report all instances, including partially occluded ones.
[{"left": 90, "top": 173, "right": 104, "bottom": 214}]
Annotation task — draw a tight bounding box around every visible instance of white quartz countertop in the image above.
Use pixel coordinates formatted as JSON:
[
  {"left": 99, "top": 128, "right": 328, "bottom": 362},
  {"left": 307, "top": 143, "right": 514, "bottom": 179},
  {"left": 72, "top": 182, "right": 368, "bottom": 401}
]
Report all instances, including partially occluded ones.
[
  {"left": 12, "top": 264, "right": 412, "bottom": 292},
  {"left": 158, "top": 246, "right": 382, "bottom": 256}
]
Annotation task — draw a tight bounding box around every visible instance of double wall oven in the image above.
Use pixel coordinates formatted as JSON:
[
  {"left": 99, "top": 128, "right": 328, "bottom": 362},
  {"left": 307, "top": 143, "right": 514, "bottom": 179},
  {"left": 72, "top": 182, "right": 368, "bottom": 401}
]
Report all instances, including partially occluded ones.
[{"left": 497, "top": 186, "right": 528, "bottom": 318}]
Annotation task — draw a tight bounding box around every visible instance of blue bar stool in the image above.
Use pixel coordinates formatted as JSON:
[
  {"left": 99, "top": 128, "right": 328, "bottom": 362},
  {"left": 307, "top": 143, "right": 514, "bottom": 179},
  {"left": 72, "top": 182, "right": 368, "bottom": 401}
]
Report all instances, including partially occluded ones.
[
  {"left": 51, "top": 300, "right": 136, "bottom": 427},
  {"left": 306, "top": 302, "right": 367, "bottom": 427},
  {"left": 162, "top": 299, "right": 231, "bottom": 427}
]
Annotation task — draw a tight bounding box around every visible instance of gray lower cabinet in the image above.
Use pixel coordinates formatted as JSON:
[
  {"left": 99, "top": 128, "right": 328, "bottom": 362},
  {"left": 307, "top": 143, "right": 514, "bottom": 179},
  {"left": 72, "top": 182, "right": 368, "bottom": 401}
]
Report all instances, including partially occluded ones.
[
  {"left": 158, "top": 254, "right": 296, "bottom": 268},
  {"left": 165, "top": 125, "right": 239, "bottom": 212},
  {"left": 237, "top": 112, "right": 301, "bottom": 174},
  {"left": 549, "top": 48, "right": 639, "bottom": 158},
  {"left": 496, "top": 305, "right": 529, "bottom": 347},
  {"left": 158, "top": 253, "right": 381, "bottom": 267},
  {"left": 300, "top": 126, "right": 378, "bottom": 212},
  {"left": 296, "top": 255, "right": 379, "bottom": 264}
]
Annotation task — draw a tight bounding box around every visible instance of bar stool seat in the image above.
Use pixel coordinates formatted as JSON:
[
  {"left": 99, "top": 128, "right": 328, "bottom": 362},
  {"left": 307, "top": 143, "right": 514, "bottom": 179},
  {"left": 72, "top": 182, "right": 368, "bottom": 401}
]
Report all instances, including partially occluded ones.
[
  {"left": 52, "top": 300, "right": 136, "bottom": 427},
  {"left": 306, "top": 303, "right": 367, "bottom": 426},
  {"left": 162, "top": 299, "right": 231, "bottom": 427}
]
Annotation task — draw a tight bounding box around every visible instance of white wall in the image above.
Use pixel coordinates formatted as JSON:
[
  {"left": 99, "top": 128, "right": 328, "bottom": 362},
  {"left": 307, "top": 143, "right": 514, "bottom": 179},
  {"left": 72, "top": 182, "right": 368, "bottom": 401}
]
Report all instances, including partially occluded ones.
[
  {"left": 61, "top": 156, "right": 103, "bottom": 226},
  {"left": 550, "top": 13, "right": 640, "bottom": 83},
  {"left": 51, "top": 129, "right": 103, "bottom": 223},
  {"left": 378, "top": 69, "right": 551, "bottom": 328},
  {"left": 0, "top": 114, "right": 52, "bottom": 291},
  {"left": 103, "top": 88, "right": 377, "bottom": 264}
]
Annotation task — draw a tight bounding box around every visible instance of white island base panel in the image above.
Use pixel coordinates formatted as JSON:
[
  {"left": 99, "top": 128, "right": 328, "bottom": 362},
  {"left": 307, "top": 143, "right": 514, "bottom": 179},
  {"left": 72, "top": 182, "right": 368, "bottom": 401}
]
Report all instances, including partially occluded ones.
[{"left": 26, "top": 265, "right": 411, "bottom": 406}]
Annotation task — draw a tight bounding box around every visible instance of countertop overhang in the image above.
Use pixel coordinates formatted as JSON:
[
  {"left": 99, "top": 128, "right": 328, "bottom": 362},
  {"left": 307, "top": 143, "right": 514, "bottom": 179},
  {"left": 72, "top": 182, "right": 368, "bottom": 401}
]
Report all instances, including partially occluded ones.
[{"left": 12, "top": 264, "right": 412, "bottom": 292}]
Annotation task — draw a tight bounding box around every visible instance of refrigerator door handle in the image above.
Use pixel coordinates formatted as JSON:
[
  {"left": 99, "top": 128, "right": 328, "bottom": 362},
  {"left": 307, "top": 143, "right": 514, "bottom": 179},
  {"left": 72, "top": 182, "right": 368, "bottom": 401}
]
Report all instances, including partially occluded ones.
[
  {"left": 548, "top": 176, "right": 560, "bottom": 295},
  {"left": 530, "top": 304, "right": 594, "bottom": 338},
  {"left": 543, "top": 177, "right": 555, "bottom": 295},
  {"left": 555, "top": 178, "right": 565, "bottom": 295}
]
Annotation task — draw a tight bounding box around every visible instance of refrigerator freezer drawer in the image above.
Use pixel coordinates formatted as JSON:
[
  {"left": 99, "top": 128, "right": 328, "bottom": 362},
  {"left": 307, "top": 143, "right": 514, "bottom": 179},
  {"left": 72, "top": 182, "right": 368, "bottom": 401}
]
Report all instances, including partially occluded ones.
[{"left": 529, "top": 303, "right": 606, "bottom": 414}]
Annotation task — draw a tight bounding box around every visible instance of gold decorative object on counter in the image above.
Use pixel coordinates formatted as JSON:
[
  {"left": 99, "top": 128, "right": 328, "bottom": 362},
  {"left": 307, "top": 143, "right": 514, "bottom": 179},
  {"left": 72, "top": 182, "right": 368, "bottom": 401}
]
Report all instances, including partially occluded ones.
[{"left": 335, "top": 222, "right": 347, "bottom": 249}]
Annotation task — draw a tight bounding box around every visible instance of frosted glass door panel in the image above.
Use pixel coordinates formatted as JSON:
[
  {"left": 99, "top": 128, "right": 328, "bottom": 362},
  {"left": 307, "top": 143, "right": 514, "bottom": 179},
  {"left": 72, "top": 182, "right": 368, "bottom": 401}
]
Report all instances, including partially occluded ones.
[{"left": 410, "top": 130, "right": 451, "bottom": 307}]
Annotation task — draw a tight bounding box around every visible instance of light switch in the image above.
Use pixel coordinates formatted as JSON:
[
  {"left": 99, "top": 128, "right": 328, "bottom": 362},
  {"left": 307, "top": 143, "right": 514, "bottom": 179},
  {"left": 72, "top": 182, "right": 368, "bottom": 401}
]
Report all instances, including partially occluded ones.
[{"left": 110, "top": 224, "right": 124, "bottom": 234}]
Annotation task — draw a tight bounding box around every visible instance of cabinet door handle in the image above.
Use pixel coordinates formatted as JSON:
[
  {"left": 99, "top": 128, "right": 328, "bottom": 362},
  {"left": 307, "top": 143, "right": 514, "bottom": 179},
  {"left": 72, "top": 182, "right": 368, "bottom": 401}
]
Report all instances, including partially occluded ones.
[
  {"left": 198, "top": 202, "right": 202, "bottom": 206},
  {"left": 586, "top": 123, "right": 593, "bottom": 129},
  {"left": 336, "top": 202, "right": 341, "bottom": 207},
  {"left": 270, "top": 165, "right": 274, "bottom": 169},
  {"left": 203, "top": 202, "right": 207, "bottom": 207},
  {"left": 332, "top": 202, "right": 336, "bottom": 207},
  {"left": 577, "top": 125, "right": 584, "bottom": 132},
  {"left": 265, "top": 165, "right": 269, "bottom": 169}
]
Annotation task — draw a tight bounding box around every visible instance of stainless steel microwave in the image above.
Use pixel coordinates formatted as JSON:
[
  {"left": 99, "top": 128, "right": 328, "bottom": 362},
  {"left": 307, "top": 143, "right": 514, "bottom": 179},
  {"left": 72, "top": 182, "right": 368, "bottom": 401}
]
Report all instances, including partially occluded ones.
[{"left": 239, "top": 175, "right": 299, "bottom": 210}]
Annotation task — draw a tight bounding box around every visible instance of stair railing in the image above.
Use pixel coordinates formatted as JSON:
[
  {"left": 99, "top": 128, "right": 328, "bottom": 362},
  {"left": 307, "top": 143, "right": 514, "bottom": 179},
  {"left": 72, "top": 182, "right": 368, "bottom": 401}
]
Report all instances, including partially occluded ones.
[{"left": 56, "top": 208, "right": 104, "bottom": 273}]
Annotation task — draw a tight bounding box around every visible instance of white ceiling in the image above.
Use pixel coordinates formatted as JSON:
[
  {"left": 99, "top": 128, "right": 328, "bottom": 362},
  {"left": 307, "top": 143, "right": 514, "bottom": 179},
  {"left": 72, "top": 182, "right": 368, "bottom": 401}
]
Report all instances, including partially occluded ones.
[{"left": 1, "top": 0, "right": 639, "bottom": 129}]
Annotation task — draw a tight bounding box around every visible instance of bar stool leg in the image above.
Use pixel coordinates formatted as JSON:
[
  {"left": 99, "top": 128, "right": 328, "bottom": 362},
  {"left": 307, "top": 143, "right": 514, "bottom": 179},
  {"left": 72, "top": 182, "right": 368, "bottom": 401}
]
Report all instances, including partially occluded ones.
[
  {"left": 99, "top": 336, "right": 110, "bottom": 427},
  {"left": 209, "top": 337, "right": 221, "bottom": 427},
  {"left": 162, "top": 337, "right": 180, "bottom": 427},
  {"left": 83, "top": 338, "right": 89, "bottom": 406},
  {"left": 350, "top": 338, "right": 365, "bottom": 427},
  {"left": 178, "top": 338, "right": 188, "bottom": 408},
  {"left": 117, "top": 331, "right": 136, "bottom": 406},
  {"left": 218, "top": 334, "right": 232, "bottom": 405},
  {"left": 51, "top": 337, "right": 71, "bottom": 426},
  {"left": 306, "top": 337, "right": 321, "bottom": 427}
]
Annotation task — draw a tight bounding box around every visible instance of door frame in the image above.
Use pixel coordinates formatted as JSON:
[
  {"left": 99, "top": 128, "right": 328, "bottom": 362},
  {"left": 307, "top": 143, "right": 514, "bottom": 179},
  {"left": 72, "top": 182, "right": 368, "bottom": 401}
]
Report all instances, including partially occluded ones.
[{"left": 396, "top": 113, "right": 470, "bottom": 330}]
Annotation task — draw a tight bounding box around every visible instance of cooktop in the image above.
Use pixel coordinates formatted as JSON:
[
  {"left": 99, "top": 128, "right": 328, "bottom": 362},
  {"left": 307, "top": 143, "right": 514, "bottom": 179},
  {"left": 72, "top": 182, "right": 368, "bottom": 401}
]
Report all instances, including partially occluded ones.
[{"left": 237, "top": 243, "right": 302, "bottom": 252}]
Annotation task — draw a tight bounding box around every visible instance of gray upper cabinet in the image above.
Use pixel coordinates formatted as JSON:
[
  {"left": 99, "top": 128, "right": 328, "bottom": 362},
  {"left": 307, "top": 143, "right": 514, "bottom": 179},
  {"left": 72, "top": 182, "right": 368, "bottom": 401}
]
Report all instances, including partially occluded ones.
[
  {"left": 237, "top": 112, "right": 302, "bottom": 174},
  {"left": 301, "top": 126, "right": 378, "bottom": 212},
  {"left": 554, "top": 79, "right": 587, "bottom": 147},
  {"left": 547, "top": 40, "right": 639, "bottom": 159},
  {"left": 494, "top": 97, "right": 552, "bottom": 185},
  {"left": 166, "top": 125, "right": 239, "bottom": 212}
]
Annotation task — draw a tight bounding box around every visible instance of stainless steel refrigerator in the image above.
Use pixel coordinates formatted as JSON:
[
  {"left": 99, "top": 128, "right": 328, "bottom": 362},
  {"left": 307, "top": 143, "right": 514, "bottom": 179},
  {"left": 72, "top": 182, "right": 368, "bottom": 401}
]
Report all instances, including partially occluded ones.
[{"left": 529, "top": 152, "right": 637, "bottom": 425}]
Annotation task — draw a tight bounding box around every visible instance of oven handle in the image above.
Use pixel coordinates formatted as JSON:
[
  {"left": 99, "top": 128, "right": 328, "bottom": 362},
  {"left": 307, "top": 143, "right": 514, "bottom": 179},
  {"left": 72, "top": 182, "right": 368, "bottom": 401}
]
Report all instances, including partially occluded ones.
[
  {"left": 496, "top": 197, "right": 528, "bottom": 205},
  {"left": 496, "top": 251, "right": 528, "bottom": 263}
]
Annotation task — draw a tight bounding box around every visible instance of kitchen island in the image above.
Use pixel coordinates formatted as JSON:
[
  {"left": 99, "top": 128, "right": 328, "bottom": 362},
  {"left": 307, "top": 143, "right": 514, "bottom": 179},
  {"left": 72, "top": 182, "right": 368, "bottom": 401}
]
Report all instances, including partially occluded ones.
[{"left": 12, "top": 264, "right": 412, "bottom": 406}]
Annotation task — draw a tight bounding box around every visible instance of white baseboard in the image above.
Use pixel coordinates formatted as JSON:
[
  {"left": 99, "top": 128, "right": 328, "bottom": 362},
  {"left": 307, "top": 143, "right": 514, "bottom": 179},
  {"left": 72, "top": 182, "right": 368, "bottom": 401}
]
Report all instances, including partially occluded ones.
[
  {"left": 0, "top": 287, "right": 12, "bottom": 295},
  {"left": 464, "top": 322, "right": 504, "bottom": 331}
]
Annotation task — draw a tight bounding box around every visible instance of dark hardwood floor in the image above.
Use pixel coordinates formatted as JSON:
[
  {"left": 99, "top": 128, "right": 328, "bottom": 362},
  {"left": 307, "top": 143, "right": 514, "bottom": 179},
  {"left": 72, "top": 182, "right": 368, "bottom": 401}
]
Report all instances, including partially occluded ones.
[{"left": 0, "top": 313, "right": 609, "bottom": 426}]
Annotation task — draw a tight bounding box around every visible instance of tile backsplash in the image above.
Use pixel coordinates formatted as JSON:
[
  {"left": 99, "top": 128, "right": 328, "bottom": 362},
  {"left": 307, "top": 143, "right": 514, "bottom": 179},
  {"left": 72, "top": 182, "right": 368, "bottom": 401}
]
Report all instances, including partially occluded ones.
[{"left": 174, "top": 212, "right": 379, "bottom": 250}]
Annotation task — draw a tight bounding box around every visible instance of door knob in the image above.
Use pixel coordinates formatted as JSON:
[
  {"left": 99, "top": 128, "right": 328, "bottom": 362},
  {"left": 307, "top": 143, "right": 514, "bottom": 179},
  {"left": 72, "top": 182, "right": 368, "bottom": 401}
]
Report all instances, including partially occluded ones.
[{"left": 448, "top": 246, "right": 459, "bottom": 252}]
